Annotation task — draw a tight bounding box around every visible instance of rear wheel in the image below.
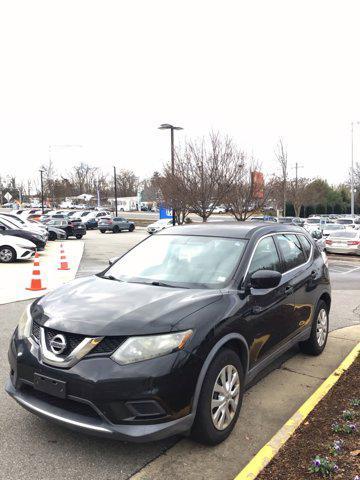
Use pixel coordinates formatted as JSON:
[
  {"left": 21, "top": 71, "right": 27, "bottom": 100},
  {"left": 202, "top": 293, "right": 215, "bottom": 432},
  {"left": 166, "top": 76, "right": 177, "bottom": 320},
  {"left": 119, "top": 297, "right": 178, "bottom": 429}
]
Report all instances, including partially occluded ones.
[
  {"left": 129, "top": 224, "right": 135, "bottom": 232},
  {"left": 0, "top": 246, "right": 16, "bottom": 263},
  {"left": 113, "top": 225, "right": 120, "bottom": 233},
  {"left": 48, "top": 231, "right": 57, "bottom": 241},
  {"left": 191, "top": 348, "right": 244, "bottom": 445},
  {"left": 100, "top": 230, "right": 106, "bottom": 234},
  {"left": 75, "top": 234, "right": 83, "bottom": 239},
  {"left": 299, "top": 300, "right": 329, "bottom": 355}
]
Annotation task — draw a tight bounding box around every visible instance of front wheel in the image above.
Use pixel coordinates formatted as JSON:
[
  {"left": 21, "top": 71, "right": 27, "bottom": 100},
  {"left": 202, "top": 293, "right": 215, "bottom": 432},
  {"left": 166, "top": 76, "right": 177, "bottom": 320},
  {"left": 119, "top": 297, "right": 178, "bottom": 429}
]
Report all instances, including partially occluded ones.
[
  {"left": 191, "top": 348, "right": 244, "bottom": 445},
  {"left": 299, "top": 299, "right": 329, "bottom": 355},
  {"left": 0, "top": 246, "right": 16, "bottom": 263},
  {"left": 48, "top": 231, "right": 57, "bottom": 241},
  {"left": 100, "top": 230, "right": 106, "bottom": 234},
  {"left": 129, "top": 224, "right": 135, "bottom": 232}
]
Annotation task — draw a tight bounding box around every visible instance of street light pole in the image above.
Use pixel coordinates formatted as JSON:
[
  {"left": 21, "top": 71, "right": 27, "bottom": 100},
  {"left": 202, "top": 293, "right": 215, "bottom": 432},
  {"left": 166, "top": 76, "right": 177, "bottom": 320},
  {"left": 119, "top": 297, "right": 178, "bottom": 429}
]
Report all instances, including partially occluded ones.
[
  {"left": 39, "top": 170, "right": 44, "bottom": 214},
  {"left": 158, "top": 124, "right": 183, "bottom": 226},
  {"left": 351, "top": 122, "right": 357, "bottom": 217},
  {"left": 113, "top": 166, "right": 118, "bottom": 216}
]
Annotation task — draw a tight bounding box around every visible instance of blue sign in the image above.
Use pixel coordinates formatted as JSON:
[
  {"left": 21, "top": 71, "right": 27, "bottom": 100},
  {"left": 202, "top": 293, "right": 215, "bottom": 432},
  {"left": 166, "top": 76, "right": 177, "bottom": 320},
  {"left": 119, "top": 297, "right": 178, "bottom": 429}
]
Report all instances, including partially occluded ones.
[{"left": 159, "top": 207, "right": 173, "bottom": 219}]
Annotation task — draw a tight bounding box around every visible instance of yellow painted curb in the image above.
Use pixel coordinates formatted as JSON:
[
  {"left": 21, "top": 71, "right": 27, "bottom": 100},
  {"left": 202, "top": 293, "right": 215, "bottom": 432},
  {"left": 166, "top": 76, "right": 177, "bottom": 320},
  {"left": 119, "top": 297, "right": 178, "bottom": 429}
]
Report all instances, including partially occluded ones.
[{"left": 234, "top": 341, "right": 360, "bottom": 480}]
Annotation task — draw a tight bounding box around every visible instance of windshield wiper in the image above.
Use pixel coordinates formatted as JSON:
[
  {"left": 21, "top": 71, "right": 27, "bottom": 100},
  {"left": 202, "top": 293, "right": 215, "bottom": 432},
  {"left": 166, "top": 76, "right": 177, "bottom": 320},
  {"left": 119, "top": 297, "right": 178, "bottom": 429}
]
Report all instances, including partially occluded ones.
[
  {"left": 150, "top": 280, "right": 189, "bottom": 289},
  {"left": 100, "top": 275, "right": 123, "bottom": 282},
  {"left": 127, "top": 279, "right": 188, "bottom": 289}
]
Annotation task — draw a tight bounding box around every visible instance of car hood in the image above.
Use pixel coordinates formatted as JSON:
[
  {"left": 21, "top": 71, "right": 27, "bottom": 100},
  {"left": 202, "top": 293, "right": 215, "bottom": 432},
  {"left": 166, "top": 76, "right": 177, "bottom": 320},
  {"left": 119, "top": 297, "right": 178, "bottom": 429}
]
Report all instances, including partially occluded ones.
[{"left": 33, "top": 276, "right": 222, "bottom": 336}]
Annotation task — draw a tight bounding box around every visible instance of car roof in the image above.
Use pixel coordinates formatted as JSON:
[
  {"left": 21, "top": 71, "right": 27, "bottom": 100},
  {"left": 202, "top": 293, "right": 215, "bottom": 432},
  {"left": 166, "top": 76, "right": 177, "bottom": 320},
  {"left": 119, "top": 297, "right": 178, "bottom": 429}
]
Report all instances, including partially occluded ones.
[{"left": 158, "top": 222, "right": 306, "bottom": 239}]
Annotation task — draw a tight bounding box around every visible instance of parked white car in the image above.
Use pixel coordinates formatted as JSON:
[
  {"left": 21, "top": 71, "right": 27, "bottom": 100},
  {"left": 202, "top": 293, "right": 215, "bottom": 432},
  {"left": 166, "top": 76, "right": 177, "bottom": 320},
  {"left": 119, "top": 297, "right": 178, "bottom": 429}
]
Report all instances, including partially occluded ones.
[
  {"left": 325, "top": 230, "right": 360, "bottom": 255},
  {"left": 147, "top": 219, "right": 174, "bottom": 234},
  {"left": 336, "top": 217, "right": 360, "bottom": 229},
  {"left": 0, "top": 234, "right": 36, "bottom": 262},
  {"left": 0, "top": 213, "right": 47, "bottom": 237},
  {"left": 321, "top": 224, "right": 346, "bottom": 237}
]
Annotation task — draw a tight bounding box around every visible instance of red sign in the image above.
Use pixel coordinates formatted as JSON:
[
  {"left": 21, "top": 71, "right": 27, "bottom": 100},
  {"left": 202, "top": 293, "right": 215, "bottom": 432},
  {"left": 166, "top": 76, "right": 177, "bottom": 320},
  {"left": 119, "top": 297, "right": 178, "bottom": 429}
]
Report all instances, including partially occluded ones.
[{"left": 251, "top": 171, "right": 264, "bottom": 199}]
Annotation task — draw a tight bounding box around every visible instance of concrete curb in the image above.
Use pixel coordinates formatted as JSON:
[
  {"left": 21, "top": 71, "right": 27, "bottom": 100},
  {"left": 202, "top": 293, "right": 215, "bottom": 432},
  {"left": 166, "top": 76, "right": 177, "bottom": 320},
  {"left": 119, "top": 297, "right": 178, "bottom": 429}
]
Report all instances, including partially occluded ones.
[{"left": 234, "top": 341, "right": 360, "bottom": 480}]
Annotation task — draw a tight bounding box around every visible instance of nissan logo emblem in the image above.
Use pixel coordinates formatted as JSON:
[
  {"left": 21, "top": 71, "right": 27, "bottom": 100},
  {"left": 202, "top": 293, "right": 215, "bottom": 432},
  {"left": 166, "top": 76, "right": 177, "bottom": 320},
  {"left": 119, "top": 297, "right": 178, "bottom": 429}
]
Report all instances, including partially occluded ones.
[{"left": 49, "top": 334, "right": 67, "bottom": 355}]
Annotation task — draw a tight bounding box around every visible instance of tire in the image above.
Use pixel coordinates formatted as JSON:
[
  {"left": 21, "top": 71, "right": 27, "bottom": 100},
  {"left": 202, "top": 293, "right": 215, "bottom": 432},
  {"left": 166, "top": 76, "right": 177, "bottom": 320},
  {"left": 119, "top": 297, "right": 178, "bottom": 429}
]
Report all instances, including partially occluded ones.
[
  {"left": 113, "top": 225, "right": 120, "bottom": 233},
  {"left": 0, "top": 246, "right": 16, "bottom": 263},
  {"left": 299, "top": 299, "right": 329, "bottom": 356},
  {"left": 191, "top": 348, "right": 244, "bottom": 445},
  {"left": 75, "top": 235, "right": 83, "bottom": 239},
  {"left": 129, "top": 224, "right": 135, "bottom": 232},
  {"left": 100, "top": 230, "right": 106, "bottom": 234},
  {"left": 48, "top": 231, "right": 57, "bottom": 241}
]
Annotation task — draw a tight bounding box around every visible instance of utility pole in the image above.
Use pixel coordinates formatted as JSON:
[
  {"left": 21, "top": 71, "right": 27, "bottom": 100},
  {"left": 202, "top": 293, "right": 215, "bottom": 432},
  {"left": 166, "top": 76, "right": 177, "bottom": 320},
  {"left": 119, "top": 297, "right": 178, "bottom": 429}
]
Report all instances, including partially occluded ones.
[
  {"left": 113, "top": 166, "right": 118, "bottom": 216},
  {"left": 350, "top": 122, "right": 359, "bottom": 217},
  {"left": 96, "top": 178, "right": 100, "bottom": 208},
  {"left": 294, "top": 162, "right": 304, "bottom": 190},
  {"left": 39, "top": 170, "right": 44, "bottom": 214},
  {"left": 158, "top": 124, "right": 183, "bottom": 226}
]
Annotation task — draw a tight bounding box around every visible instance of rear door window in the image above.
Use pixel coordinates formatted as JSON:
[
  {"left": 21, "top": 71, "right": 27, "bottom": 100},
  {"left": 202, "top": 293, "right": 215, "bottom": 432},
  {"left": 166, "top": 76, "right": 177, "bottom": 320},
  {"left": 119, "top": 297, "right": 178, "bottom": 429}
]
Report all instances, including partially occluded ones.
[
  {"left": 248, "top": 237, "right": 282, "bottom": 277},
  {"left": 298, "top": 235, "right": 312, "bottom": 260},
  {"left": 276, "top": 234, "right": 306, "bottom": 271}
]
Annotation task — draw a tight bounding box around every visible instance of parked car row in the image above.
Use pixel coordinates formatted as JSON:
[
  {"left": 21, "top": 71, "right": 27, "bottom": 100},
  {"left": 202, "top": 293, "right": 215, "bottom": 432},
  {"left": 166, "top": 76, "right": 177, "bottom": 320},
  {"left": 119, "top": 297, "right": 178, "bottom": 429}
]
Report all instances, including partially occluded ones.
[{"left": 0, "top": 213, "right": 48, "bottom": 263}]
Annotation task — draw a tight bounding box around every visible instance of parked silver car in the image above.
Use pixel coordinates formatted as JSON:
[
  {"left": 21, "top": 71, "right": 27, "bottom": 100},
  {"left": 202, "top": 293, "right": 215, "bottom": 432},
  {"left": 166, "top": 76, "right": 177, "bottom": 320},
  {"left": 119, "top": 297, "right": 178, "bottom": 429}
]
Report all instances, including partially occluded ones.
[{"left": 98, "top": 216, "right": 135, "bottom": 233}]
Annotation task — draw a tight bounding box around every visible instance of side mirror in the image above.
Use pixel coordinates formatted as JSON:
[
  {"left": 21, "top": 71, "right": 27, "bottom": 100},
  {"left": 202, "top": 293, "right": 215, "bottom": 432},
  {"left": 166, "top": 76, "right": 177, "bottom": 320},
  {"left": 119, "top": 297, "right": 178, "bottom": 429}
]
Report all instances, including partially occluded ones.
[{"left": 250, "top": 270, "right": 282, "bottom": 289}]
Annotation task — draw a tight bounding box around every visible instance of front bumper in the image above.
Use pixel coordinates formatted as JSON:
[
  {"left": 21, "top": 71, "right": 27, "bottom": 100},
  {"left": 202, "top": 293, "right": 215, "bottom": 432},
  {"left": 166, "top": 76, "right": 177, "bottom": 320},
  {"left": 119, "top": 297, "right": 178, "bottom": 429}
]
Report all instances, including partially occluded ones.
[
  {"left": 5, "top": 378, "right": 193, "bottom": 441},
  {"left": 6, "top": 332, "right": 200, "bottom": 441}
]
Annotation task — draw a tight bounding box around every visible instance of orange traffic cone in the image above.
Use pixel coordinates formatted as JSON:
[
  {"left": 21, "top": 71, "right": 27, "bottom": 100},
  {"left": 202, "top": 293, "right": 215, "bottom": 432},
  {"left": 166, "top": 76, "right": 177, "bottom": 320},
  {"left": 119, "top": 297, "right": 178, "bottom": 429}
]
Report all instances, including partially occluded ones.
[
  {"left": 58, "top": 243, "right": 70, "bottom": 271},
  {"left": 26, "top": 252, "right": 47, "bottom": 291}
]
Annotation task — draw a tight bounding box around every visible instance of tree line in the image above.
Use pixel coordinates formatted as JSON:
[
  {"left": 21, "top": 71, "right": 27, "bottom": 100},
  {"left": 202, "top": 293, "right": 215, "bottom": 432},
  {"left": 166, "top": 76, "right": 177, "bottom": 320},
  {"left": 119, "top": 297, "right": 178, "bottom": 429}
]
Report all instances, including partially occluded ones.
[{"left": 0, "top": 133, "right": 358, "bottom": 220}]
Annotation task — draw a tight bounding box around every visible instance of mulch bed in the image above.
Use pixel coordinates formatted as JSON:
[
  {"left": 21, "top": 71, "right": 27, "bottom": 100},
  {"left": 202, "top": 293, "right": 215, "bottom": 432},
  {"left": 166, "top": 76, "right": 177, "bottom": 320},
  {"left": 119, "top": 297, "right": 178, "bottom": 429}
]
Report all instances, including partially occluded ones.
[{"left": 257, "top": 354, "right": 359, "bottom": 479}]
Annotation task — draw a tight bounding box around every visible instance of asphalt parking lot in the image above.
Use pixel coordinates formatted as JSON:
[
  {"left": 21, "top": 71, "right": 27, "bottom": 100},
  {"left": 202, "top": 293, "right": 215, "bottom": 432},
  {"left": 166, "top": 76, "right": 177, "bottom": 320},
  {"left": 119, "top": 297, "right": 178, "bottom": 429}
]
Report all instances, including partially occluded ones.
[{"left": 0, "top": 230, "right": 359, "bottom": 480}]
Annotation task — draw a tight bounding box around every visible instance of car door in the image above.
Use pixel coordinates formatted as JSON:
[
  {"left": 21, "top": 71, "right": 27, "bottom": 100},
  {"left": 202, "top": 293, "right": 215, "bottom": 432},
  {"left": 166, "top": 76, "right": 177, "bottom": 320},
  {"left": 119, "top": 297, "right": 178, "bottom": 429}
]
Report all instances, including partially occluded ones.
[
  {"left": 242, "top": 235, "right": 295, "bottom": 368},
  {"left": 274, "top": 233, "right": 314, "bottom": 339}
]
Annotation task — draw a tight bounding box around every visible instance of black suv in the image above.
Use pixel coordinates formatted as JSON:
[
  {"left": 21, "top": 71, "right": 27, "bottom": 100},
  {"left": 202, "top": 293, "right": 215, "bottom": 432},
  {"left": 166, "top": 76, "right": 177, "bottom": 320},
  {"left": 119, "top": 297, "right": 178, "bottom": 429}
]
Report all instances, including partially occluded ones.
[{"left": 6, "top": 223, "right": 331, "bottom": 445}]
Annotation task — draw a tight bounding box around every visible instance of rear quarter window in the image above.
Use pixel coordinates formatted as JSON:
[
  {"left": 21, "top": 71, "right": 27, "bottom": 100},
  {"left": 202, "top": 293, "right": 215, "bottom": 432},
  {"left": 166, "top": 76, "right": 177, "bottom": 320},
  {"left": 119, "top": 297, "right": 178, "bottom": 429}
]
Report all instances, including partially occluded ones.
[
  {"left": 276, "top": 234, "right": 306, "bottom": 271},
  {"left": 298, "top": 235, "right": 312, "bottom": 260}
]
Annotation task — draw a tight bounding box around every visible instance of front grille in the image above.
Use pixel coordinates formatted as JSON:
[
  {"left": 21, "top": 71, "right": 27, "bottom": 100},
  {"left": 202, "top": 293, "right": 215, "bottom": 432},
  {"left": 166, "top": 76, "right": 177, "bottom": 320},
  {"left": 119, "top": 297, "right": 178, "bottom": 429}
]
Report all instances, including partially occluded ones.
[
  {"left": 90, "top": 337, "right": 126, "bottom": 355},
  {"left": 31, "top": 321, "right": 125, "bottom": 357}
]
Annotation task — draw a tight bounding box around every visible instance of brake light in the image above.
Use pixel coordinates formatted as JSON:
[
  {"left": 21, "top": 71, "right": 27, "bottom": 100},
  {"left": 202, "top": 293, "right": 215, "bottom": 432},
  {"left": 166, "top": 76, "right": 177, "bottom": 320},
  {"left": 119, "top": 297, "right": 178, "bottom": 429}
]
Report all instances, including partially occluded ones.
[
  {"left": 325, "top": 240, "right": 332, "bottom": 245},
  {"left": 347, "top": 240, "right": 360, "bottom": 246}
]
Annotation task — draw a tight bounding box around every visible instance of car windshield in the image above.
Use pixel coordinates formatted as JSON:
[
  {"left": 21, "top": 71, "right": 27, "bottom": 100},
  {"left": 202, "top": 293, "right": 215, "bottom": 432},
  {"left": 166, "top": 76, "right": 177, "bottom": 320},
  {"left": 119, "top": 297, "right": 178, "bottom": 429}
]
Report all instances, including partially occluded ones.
[
  {"left": 278, "top": 217, "right": 293, "bottom": 223},
  {"left": 331, "top": 231, "right": 358, "bottom": 238},
  {"left": 337, "top": 219, "right": 353, "bottom": 224},
  {"left": 325, "top": 225, "right": 345, "bottom": 230},
  {"left": 307, "top": 218, "right": 320, "bottom": 224},
  {"left": 105, "top": 234, "right": 247, "bottom": 288}
]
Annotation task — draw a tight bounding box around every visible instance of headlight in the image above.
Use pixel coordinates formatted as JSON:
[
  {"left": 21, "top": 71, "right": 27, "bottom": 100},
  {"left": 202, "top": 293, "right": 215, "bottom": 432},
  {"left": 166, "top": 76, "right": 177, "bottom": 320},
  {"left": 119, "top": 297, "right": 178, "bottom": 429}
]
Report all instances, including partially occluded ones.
[
  {"left": 18, "top": 305, "right": 32, "bottom": 339},
  {"left": 111, "top": 330, "right": 193, "bottom": 365}
]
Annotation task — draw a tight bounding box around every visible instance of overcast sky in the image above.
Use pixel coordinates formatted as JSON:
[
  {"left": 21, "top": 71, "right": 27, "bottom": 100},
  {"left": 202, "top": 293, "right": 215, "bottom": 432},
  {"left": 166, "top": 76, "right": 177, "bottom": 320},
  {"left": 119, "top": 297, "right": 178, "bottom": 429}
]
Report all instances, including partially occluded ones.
[{"left": 1, "top": 0, "right": 360, "bottom": 187}]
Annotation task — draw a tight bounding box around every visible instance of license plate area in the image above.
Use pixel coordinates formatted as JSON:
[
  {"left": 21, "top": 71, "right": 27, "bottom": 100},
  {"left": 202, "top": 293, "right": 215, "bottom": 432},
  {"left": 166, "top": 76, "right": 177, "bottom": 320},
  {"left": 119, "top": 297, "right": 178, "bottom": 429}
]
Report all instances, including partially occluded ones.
[{"left": 33, "top": 373, "right": 66, "bottom": 398}]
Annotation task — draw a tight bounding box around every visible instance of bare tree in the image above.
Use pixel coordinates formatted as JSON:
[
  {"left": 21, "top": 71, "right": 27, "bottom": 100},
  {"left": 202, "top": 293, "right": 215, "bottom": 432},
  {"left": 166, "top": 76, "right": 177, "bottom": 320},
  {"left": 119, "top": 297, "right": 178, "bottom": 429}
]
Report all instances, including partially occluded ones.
[
  {"left": 154, "top": 168, "right": 190, "bottom": 224},
  {"left": 275, "top": 139, "right": 288, "bottom": 216},
  {"left": 287, "top": 177, "right": 312, "bottom": 216},
  {"left": 115, "top": 169, "right": 139, "bottom": 197},
  {"left": 226, "top": 158, "right": 275, "bottom": 221},
  {"left": 174, "top": 133, "right": 238, "bottom": 222}
]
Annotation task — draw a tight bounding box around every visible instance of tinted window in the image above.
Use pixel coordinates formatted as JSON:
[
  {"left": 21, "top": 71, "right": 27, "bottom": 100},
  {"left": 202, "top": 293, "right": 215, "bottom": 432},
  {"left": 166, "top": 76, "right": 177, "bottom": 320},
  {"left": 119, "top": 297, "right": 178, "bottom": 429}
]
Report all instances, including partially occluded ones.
[
  {"left": 248, "top": 237, "right": 282, "bottom": 276},
  {"left": 277, "top": 234, "right": 306, "bottom": 271},
  {"left": 298, "top": 235, "right": 312, "bottom": 259}
]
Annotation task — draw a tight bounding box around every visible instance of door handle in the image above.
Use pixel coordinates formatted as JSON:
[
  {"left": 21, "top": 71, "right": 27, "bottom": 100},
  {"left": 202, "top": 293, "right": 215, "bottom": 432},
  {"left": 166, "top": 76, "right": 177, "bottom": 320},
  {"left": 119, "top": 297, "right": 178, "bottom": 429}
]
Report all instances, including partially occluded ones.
[
  {"left": 285, "top": 286, "right": 293, "bottom": 295},
  {"left": 311, "top": 270, "right": 317, "bottom": 279}
]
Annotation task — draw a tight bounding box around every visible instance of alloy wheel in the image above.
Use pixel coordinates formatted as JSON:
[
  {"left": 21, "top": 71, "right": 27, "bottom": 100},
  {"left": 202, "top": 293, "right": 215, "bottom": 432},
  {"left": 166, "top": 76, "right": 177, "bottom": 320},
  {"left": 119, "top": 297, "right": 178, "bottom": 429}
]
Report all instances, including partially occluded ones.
[
  {"left": 211, "top": 364, "right": 240, "bottom": 430},
  {"left": 0, "top": 248, "right": 13, "bottom": 262},
  {"left": 316, "top": 308, "right": 328, "bottom": 347}
]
